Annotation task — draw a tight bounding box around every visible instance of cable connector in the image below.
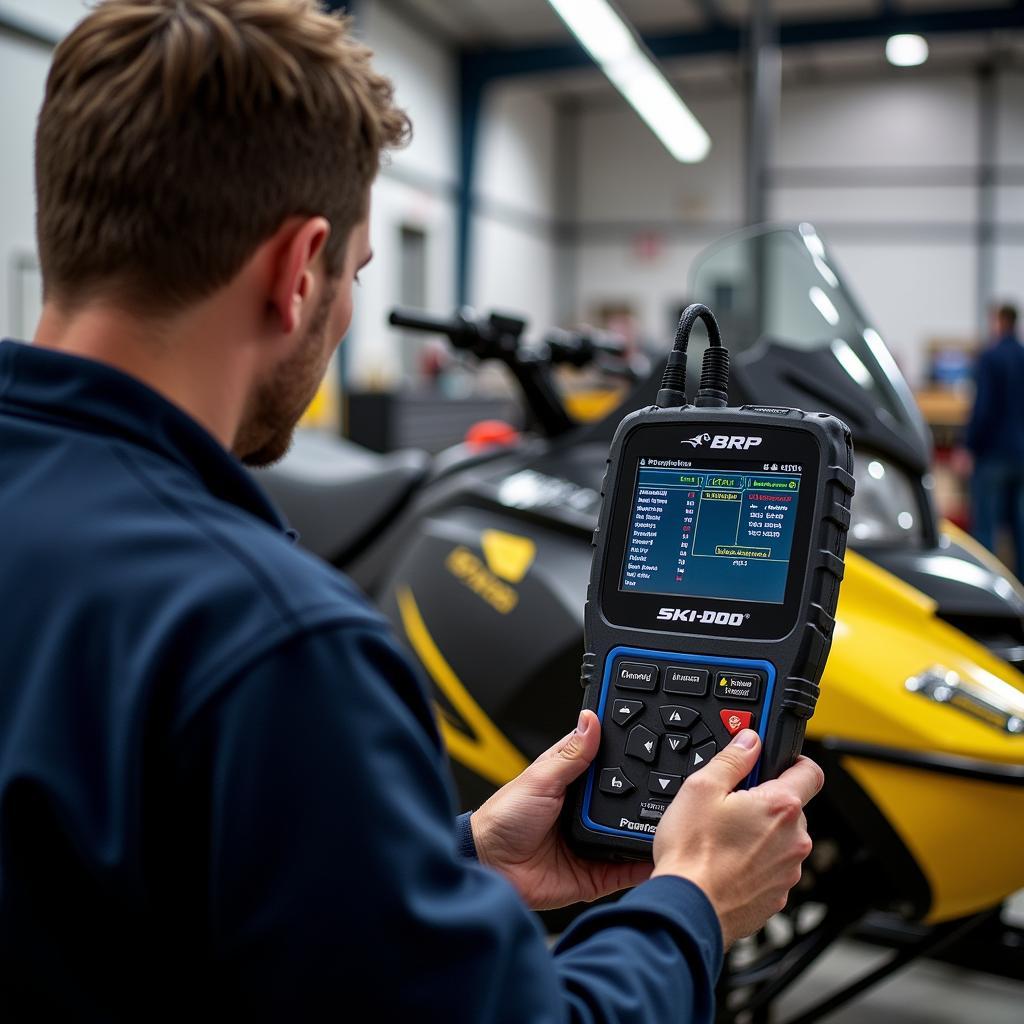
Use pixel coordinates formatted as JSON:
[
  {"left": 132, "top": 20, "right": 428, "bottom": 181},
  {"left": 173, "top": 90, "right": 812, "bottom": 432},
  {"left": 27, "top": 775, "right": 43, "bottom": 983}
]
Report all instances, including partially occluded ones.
[
  {"left": 655, "top": 350, "right": 688, "bottom": 409},
  {"left": 695, "top": 345, "right": 730, "bottom": 408},
  {"left": 655, "top": 302, "right": 729, "bottom": 409}
]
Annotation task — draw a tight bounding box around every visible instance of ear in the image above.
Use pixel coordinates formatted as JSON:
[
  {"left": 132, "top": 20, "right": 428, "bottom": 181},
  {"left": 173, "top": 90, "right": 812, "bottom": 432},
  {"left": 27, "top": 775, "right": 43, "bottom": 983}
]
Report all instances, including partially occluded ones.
[{"left": 267, "top": 216, "right": 332, "bottom": 336}]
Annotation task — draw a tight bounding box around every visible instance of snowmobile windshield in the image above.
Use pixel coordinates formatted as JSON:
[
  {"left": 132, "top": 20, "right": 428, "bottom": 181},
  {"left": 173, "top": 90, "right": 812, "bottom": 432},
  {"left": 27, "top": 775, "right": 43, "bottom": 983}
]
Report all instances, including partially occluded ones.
[{"left": 688, "top": 223, "right": 930, "bottom": 465}]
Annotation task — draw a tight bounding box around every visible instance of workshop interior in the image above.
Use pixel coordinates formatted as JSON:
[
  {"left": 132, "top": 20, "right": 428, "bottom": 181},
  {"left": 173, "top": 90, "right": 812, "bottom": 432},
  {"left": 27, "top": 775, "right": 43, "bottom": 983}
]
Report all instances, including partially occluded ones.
[{"left": 2, "top": 0, "right": 1024, "bottom": 1020}]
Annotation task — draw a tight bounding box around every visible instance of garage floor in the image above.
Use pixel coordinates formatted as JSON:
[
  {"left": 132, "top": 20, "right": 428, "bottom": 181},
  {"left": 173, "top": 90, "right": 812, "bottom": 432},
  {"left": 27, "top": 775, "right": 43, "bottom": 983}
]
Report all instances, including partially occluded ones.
[{"left": 775, "top": 939, "right": 1024, "bottom": 1022}]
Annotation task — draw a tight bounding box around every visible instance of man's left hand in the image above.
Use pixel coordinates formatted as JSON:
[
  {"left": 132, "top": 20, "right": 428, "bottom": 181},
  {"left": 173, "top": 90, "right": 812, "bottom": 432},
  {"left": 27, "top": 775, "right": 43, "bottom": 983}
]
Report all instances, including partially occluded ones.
[{"left": 470, "top": 711, "right": 652, "bottom": 910}]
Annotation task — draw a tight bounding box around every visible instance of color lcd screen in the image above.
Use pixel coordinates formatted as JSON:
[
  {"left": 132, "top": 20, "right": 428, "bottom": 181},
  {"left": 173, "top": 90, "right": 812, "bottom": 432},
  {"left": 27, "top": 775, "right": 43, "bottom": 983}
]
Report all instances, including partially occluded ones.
[{"left": 619, "top": 460, "right": 802, "bottom": 604}]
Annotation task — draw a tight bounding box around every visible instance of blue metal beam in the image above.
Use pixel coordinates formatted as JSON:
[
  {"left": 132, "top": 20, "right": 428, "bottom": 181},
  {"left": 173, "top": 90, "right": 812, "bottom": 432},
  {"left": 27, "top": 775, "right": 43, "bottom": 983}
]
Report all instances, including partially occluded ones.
[
  {"left": 456, "top": 63, "right": 485, "bottom": 306},
  {"left": 461, "top": 5, "right": 1024, "bottom": 81}
]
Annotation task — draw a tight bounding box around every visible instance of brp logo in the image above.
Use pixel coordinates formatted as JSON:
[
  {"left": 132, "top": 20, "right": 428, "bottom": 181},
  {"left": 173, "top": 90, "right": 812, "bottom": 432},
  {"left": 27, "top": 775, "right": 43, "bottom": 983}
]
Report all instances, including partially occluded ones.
[
  {"left": 682, "top": 433, "right": 711, "bottom": 448},
  {"left": 711, "top": 435, "right": 763, "bottom": 450}
]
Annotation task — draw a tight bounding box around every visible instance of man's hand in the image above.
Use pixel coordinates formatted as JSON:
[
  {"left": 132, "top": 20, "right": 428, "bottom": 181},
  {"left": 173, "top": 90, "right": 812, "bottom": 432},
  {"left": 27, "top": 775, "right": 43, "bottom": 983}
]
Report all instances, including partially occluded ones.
[
  {"left": 470, "top": 711, "right": 652, "bottom": 910},
  {"left": 652, "top": 729, "right": 823, "bottom": 947}
]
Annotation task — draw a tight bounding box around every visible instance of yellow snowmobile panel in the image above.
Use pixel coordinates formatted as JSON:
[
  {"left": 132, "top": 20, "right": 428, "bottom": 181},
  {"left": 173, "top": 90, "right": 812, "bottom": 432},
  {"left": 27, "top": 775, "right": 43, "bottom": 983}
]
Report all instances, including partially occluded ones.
[{"left": 811, "top": 543, "right": 1024, "bottom": 922}]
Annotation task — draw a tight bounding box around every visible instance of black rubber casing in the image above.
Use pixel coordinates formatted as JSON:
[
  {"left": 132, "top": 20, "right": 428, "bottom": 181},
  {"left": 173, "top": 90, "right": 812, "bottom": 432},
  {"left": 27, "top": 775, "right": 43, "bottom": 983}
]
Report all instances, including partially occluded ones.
[{"left": 566, "top": 404, "right": 854, "bottom": 861}]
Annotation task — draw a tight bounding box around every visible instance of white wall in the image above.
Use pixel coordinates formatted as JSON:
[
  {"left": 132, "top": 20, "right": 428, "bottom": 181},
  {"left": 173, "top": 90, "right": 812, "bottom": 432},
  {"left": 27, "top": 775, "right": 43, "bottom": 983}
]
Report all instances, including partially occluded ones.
[
  {"left": 569, "top": 68, "right": 1022, "bottom": 389},
  {"left": 351, "top": 4, "right": 560, "bottom": 387},
  {"left": 0, "top": 35, "right": 49, "bottom": 339},
  {"left": 349, "top": 0, "right": 460, "bottom": 386},
  {"left": 574, "top": 90, "right": 743, "bottom": 341},
  {"left": 0, "top": 2, "right": 89, "bottom": 338},
  {"left": 776, "top": 74, "right": 980, "bottom": 386},
  {"left": 472, "top": 83, "right": 559, "bottom": 331},
  {"left": 0, "top": 0, "right": 562, "bottom": 389}
]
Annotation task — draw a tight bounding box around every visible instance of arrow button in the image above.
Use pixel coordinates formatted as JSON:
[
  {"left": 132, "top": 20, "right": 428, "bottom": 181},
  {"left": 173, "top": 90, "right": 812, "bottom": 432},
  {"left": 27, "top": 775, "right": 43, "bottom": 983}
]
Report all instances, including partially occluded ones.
[
  {"left": 659, "top": 705, "right": 700, "bottom": 729},
  {"left": 664, "top": 733, "right": 690, "bottom": 755},
  {"left": 611, "top": 699, "right": 644, "bottom": 726},
  {"left": 625, "top": 724, "right": 659, "bottom": 763},
  {"left": 647, "top": 771, "right": 682, "bottom": 797},
  {"left": 688, "top": 740, "right": 718, "bottom": 775}
]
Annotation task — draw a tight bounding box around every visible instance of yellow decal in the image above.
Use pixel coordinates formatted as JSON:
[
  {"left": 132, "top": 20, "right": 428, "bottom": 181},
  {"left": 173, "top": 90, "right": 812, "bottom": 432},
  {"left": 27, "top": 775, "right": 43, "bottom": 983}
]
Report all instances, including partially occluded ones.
[
  {"left": 480, "top": 530, "right": 536, "bottom": 583},
  {"left": 445, "top": 546, "right": 518, "bottom": 614},
  {"left": 396, "top": 585, "right": 528, "bottom": 787}
]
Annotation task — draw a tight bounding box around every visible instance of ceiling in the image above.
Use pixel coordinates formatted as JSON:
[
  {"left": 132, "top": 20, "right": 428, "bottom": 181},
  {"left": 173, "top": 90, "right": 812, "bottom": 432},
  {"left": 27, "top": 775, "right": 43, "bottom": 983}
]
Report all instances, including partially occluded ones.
[{"left": 380, "top": 0, "right": 1024, "bottom": 94}]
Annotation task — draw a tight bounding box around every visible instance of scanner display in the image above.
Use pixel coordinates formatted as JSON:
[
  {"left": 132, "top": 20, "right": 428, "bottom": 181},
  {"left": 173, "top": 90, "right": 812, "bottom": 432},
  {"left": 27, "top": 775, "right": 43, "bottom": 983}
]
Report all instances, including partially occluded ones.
[{"left": 620, "top": 459, "right": 802, "bottom": 604}]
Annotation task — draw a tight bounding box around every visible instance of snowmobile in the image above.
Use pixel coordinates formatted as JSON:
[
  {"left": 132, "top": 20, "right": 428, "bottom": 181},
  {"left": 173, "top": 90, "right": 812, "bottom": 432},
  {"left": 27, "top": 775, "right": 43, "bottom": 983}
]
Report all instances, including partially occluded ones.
[{"left": 259, "top": 224, "right": 1024, "bottom": 1022}]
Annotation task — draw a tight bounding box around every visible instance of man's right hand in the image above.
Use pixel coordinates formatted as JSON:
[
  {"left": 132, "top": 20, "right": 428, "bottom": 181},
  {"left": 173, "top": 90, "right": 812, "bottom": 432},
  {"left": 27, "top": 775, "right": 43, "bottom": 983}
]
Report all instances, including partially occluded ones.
[{"left": 651, "top": 729, "right": 823, "bottom": 948}]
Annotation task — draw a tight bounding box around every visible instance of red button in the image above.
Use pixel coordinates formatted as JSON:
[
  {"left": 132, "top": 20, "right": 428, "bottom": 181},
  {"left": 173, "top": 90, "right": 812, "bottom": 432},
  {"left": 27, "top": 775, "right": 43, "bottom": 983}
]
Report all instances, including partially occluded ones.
[{"left": 720, "top": 709, "right": 753, "bottom": 735}]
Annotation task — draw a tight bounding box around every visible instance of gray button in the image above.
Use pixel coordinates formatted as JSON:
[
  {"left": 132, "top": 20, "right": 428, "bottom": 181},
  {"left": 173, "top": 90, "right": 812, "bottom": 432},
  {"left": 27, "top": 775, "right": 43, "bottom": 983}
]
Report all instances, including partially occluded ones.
[
  {"left": 664, "top": 666, "right": 709, "bottom": 696},
  {"left": 615, "top": 660, "right": 659, "bottom": 691},
  {"left": 713, "top": 671, "right": 761, "bottom": 702}
]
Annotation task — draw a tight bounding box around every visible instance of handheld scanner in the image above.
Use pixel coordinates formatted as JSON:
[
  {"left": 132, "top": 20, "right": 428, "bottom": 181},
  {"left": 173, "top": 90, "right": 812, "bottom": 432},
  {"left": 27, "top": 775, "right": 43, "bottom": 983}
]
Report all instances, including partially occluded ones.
[{"left": 567, "top": 305, "right": 855, "bottom": 861}]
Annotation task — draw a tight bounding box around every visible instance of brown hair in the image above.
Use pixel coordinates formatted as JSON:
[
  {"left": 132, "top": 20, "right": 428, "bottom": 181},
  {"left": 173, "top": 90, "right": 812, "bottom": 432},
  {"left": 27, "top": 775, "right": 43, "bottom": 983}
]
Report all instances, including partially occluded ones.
[{"left": 35, "top": 0, "right": 409, "bottom": 314}]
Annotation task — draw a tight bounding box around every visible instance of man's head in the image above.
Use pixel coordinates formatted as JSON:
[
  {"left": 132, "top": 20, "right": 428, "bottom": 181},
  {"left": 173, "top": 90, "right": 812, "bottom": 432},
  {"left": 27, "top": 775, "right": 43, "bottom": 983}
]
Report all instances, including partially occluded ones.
[
  {"left": 35, "top": 0, "right": 408, "bottom": 464},
  {"left": 994, "top": 304, "right": 1019, "bottom": 340}
]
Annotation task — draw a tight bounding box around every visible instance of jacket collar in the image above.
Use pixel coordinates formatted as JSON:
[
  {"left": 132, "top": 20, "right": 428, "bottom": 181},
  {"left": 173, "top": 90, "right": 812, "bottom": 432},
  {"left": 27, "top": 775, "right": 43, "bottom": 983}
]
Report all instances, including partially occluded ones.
[{"left": 0, "top": 339, "right": 292, "bottom": 535}]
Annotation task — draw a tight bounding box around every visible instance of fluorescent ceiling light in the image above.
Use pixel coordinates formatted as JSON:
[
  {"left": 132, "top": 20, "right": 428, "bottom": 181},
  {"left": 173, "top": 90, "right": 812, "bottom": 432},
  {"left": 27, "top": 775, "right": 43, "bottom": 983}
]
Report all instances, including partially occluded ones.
[
  {"left": 547, "top": 0, "right": 710, "bottom": 162},
  {"left": 886, "top": 34, "right": 928, "bottom": 67}
]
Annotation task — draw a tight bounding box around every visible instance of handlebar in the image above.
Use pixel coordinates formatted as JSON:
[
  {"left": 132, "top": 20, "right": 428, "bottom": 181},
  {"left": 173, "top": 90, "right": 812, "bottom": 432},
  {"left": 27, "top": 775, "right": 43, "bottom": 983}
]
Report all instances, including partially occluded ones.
[
  {"left": 544, "top": 327, "right": 627, "bottom": 367},
  {"left": 388, "top": 306, "right": 571, "bottom": 437},
  {"left": 388, "top": 309, "right": 458, "bottom": 335},
  {"left": 387, "top": 306, "right": 637, "bottom": 436}
]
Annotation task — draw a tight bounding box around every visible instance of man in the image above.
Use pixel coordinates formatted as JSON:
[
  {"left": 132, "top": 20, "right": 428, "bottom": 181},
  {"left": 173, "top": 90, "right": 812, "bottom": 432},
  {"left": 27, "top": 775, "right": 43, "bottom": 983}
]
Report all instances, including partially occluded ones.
[
  {"left": 964, "top": 303, "right": 1024, "bottom": 579},
  {"left": 0, "top": 1, "right": 820, "bottom": 1018}
]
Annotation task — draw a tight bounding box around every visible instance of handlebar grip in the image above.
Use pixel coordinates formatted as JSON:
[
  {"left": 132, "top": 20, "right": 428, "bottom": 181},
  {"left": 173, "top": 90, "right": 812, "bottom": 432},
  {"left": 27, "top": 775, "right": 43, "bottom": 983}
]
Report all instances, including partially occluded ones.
[
  {"left": 592, "top": 336, "right": 627, "bottom": 357},
  {"left": 388, "top": 308, "right": 459, "bottom": 336},
  {"left": 544, "top": 328, "right": 627, "bottom": 364}
]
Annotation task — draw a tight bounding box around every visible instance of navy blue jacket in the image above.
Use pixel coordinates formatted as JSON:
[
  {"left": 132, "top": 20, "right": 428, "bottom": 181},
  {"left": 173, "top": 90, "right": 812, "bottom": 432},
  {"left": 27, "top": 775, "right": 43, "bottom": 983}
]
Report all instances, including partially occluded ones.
[
  {"left": 0, "top": 340, "right": 721, "bottom": 1020},
  {"left": 965, "top": 333, "right": 1024, "bottom": 462}
]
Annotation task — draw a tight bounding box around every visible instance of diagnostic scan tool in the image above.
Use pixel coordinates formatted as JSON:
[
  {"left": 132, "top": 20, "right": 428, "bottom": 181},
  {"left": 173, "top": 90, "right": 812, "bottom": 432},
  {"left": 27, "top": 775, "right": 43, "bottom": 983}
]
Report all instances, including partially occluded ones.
[{"left": 568, "top": 305, "right": 855, "bottom": 860}]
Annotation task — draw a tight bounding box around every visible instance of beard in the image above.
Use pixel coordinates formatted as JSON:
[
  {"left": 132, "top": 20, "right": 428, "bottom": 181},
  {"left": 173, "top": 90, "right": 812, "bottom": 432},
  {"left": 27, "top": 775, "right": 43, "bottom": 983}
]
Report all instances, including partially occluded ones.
[{"left": 236, "top": 284, "right": 337, "bottom": 468}]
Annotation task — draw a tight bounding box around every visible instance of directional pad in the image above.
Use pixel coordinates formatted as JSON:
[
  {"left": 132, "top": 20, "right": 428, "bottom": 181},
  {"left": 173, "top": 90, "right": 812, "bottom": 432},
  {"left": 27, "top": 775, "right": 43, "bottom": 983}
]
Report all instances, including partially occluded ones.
[
  {"left": 660, "top": 705, "right": 700, "bottom": 729},
  {"left": 664, "top": 733, "right": 690, "bottom": 755},
  {"left": 610, "top": 698, "right": 644, "bottom": 726},
  {"left": 625, "top": 724, "right": 659, "bottom": 763}
]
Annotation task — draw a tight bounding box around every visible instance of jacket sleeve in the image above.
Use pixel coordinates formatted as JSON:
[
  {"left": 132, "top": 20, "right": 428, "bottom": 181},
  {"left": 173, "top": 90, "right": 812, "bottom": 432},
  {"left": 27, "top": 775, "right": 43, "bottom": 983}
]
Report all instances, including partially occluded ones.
[
  {"left": 455, "top": 811, "right": 479, "bottom": 859},
  {"left": 169, "top": 623, "right": 722, "bottom": 1022}
]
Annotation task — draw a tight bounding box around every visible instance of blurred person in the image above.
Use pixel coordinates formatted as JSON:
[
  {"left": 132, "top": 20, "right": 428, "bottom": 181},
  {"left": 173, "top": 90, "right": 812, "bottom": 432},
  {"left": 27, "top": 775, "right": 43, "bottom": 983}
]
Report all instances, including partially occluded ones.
[
  {"left": 963, "top": 303, "right": 1024, "bottom": 579},
  {"left": 0, "top": 1, "right": 820, "bottom": 1019}
]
